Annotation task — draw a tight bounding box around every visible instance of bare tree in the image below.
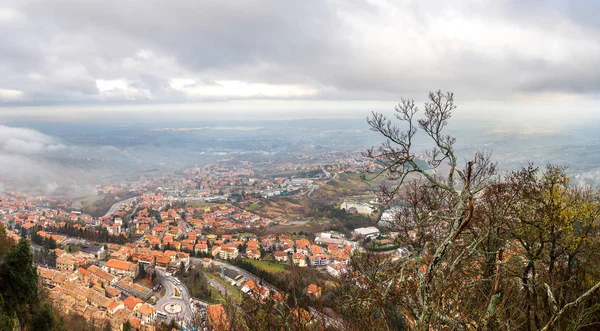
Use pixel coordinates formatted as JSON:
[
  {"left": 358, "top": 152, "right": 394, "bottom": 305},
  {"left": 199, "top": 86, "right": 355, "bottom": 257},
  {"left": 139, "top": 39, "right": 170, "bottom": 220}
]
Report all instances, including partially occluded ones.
[
  {"left": 356, "top": 92, "right": 600, "bottom": 330},
  {"left": 361, "top": 91, "right": 497, "bottom": 330}
]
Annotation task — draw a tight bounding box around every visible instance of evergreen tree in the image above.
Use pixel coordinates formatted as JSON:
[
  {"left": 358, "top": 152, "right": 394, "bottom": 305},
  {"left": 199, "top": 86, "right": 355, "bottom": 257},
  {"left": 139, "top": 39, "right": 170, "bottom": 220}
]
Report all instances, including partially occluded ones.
[
  {"left": 31, "top": 304, "right": 57, "bottom": 331},
  {"left": 0, "top": 238, "right": 39, "bottom": 322}
]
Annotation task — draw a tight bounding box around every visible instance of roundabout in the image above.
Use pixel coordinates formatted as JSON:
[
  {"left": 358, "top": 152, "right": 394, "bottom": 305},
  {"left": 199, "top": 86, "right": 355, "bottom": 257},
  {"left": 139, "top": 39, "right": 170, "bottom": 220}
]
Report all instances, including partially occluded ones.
[{"left": 163, "top": 302, "right": 184, "bottom": 315}]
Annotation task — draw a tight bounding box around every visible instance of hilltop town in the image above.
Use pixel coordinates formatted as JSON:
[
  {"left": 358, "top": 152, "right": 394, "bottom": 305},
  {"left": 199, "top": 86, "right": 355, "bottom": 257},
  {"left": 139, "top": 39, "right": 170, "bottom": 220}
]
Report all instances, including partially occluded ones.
[{"left": 0, "top": 153, "right": 409, "bottom": 330}]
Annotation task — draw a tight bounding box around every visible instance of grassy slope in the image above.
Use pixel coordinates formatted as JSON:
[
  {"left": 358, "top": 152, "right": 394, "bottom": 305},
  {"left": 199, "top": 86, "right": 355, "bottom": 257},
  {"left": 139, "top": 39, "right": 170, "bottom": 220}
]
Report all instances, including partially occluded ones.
[
  {"left": 205, "top": 272, "right": 243, "bottom": 302},
  {"left": 242, "top": 259, "right": 287, "bottom": 273}
]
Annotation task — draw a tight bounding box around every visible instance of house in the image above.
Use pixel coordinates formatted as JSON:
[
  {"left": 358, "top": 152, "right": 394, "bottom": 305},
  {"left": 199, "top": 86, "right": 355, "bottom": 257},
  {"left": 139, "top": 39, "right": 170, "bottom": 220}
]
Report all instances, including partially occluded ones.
[
  {"left": 241, "top": 279, "right": 257, "bottom": 294},
  {"left": 136, "top": 303, "right": 157, "bottom": 324},
  {"left": 38, "top": 267, "right": 66, "bottom": 287},
  {"left": 219, "top": 247, "right": 239, "bottom": 260},
  {"left": 108, "top": 224, "right": 122, "bottom": 235},
  {"left": 176, "top": 252, "right": 190, "bottom": 267},
  {"left": 280, "top": 243, "right": 294, "bottom": 254},
  {"left": 107, "top": 243, "right": 121, "bottom": 253},
  {"left": 87, "top": 289, "right": 112, "bottom": 309},
  {"left": 135, "top": 253, "right": 155, "bottom": 268},
  {"left": 309, "top": 254, "right": 330, "bottom": 267},
  {"left": 136, "top": 223, "right": 149, "bottom": 235},
  {"left": 104, "top": 259, "right": 139, "bottom": 278},
  {"left": 105, "top": 285, "right": 122, "bottom": 298},
  {"left": 273, "top": 251, "right": 288, "bottom": 262},
  {"left": 107, "top": 300, "right": 124, "bottom": 316},
  {"left": 195, "top": 243, "right": 208, "bottom": 254},
  {"left": 307, "top": 284, "right": 322, "bottom": 299},
  {"left": 326, "top": 263, "right": 348, "bottom": 278},
  {"left": 310, "top": 245, "right": 323, "bottom": 255},
  {"left": 87, "top": 265, "right": 117, "bottom": 285},
  {"left": 127, "top": 317, "right": 141, "bottom": 330},
  {"left": 124, "top": 296, "right": 143, "bottom": 310},
  {"left": 247, "top": 240, "right": 259, "bottom": 249},
  {"left": 212, "top": 246, "right": 221, "bottom": 257},
  {"left": 115, "top": 277, "right": 153, "bottom": 300},
  {"left": 80, "top": 245, "right": 107, "bottom": 260},
  {"left": 261, "top": 238, "right": 274, "bottom": 250},
  {"left": 202, "top": 258, "right": 212, "bottom": 268},
  {"left": 155, "top": 255, "right": 170, "bottom": 269},
  {"left": 56, "top": 255, "right": 76, "bottom": 271},
  {"left": 163, "top": 250, "right": 178, "bottom": 262},
  {"left": 293, "top": 253, "right": 307, "bottom": 267},
  {"left": 246, "top": 248, "right": 261, "bottom": 260},
  {"left": 21, "top": 223, "right": 36, "bottom": 235},
  {"left": 257, "top": 286, "right": 270, "bottom": 300},
  {"left": 221, "top": 267, "right": 245, "bottom": 286},
  {"left": 332, "top": 251, "right": 350, "bottom": 265},
  {"left": 295, "top": 239, "right": 310, "bottom": 255}
]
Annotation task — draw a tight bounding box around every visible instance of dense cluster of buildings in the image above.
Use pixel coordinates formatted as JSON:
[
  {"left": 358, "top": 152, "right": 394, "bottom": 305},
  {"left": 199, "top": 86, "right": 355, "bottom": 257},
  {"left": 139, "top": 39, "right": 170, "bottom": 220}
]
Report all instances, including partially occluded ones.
[{"left": 0, "top": 154, "right": 386, "bottom": 329}]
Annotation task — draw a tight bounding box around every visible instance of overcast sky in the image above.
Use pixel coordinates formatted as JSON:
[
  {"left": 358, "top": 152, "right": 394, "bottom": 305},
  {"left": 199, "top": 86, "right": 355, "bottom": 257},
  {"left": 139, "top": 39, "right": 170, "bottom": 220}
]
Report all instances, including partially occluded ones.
[{"left": 1, "top": 0, "right": 600, "bottom": 120}]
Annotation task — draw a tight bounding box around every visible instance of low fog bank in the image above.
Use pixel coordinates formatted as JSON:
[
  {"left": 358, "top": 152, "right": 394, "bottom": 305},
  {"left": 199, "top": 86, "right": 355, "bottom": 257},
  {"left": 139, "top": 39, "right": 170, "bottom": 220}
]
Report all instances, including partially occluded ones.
[{"left": 2, "top": 115, "right": 600, "bottom": 196}]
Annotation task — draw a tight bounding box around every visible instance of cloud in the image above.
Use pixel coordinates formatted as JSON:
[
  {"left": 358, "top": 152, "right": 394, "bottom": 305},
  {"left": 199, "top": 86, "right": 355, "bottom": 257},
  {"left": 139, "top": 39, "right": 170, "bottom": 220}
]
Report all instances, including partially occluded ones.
[
  {"left": 0, "top": 125, "right": 65, "bottom": 155},
  {"left": 0, "top": 89, "right": 24, "bottom": 102},
  {"left": 0, "top": 0, "right": 599, "bottom": 108},
  {"left": 169, "top": 79, "right": 318, "bottom": 99},
  {"left": 0, "top": 126, "right": 69, "bottom": 192},
  {"left": 96, "top": 79, "right": 153, "bottom": 100}
]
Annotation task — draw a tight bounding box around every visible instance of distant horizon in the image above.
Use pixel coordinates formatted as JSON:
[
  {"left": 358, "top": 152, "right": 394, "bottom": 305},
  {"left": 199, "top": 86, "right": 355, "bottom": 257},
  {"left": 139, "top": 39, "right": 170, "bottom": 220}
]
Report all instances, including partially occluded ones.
[{"left": 3, "top": 95, "right": 600, "bottom": 129}]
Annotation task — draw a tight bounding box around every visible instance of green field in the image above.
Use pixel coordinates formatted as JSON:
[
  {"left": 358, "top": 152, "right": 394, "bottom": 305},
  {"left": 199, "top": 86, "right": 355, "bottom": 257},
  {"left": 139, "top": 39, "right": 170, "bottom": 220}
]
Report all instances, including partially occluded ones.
[
  {"left": 310, "top": 173, "right": 380, "bottom": 202},
  {"left": 185, "top": 202, "right": 223, "bottom": 208},
  {"left": 205, "top": 272, "right": 243, "bottom": 302},
  {"left": 207, "top": 285, "right": 226, "bottom": 304},
  {"left": 245, "top": 202, "right": 262, "bottom": 212},
  {"left": 243, "top": 259, "right": 287, "bottom": 273}
]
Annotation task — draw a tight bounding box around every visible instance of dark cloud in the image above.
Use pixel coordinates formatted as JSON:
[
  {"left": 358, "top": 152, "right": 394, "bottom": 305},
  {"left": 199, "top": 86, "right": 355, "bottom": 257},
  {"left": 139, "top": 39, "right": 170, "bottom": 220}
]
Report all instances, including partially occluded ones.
[{"left": 0, "top": 0, "right": 599, "bottom": 107}]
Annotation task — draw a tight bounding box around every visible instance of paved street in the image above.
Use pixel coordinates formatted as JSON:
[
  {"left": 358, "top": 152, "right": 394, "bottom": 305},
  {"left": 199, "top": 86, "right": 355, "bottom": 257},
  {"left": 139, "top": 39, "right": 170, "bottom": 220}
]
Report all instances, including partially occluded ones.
[
  {"left": 104, "top": 197, "right": 138, "bottom": 217},
  {"left": 154, "top": 269, "right": 198, "bottom": 325}
]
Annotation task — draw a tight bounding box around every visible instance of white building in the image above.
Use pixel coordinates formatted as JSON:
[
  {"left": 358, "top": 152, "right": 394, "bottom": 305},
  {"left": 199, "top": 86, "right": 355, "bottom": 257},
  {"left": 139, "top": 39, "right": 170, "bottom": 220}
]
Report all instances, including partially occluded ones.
[
  {"left": 352, "top": 226, "right": 380, "bottom": 239},
  {"left": 341, "top": 201, "right": 374, "bottom": 215},
  {"left": 326, "top": 263, "right": 348, "bottom": 278},
  {"left": 136, "top": 303, "right": 157, "bottom": 324},
  {"left": 379, "top": 207, "right": 402, "bottom": 227}
]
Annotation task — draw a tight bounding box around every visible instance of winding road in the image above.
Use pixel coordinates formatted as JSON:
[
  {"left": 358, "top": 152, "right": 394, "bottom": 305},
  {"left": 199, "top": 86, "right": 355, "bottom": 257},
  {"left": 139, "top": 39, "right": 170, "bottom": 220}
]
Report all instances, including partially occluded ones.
[
  {"left": 104, "top": 197, "right": 138, "bottom": 217},
  {"left": 154, "top": 269, "right": 200, "bottom": 326}
]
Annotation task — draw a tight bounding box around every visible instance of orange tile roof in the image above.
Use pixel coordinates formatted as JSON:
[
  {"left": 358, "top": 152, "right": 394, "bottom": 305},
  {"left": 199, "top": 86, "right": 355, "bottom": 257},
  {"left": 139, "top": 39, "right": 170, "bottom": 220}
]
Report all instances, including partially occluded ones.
[
  {"left": 137, "top": 303, "right": 156, "bottom": 316},
  {"left": 307, "top": 284, "right": 321, "bottom": 294},
  {"left": 156, "top": 256, "right": 170, "bottom": 264},
  {"left": 78, "top": 267, "right": 91, "bottom": 276},
  {"left": 123, "top": 296, "right": 143, "bottom": 310},
  {"left": 108, "top": 301, "right": 120, "bottom": 311},
  {"left": 105, "top": 259, "right": 136, "bottom": 271}
]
